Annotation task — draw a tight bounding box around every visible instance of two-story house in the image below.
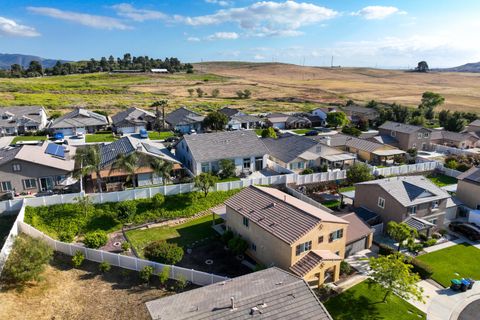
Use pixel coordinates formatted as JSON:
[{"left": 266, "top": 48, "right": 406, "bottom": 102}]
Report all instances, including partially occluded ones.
[
  {"left": 218, "top": 107, "right": 262, "bottom": 130},
  {"left": 354, "top": 176, "right": 454, "bottom": 234},
  {"left": 456, "top": 166, "right": 480, "bottom": 210},
  {"left": 225, "top": 185, "right": 349, "bottom": 287},
  {"left": 0, "top": 106, "right": 48, "bottom": 136},
  {"left": 430, "top": 130, "right": 480, "bottom": 149},
  {"left": 378, "top": 121, "right": 432, "bottom": 151}
]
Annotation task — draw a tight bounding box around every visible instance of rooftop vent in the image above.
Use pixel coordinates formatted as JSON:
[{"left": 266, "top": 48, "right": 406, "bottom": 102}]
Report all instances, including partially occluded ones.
[
  {"left": 250, "top": 307, "right": 262, "bottom": 315},
  {"left": 230, "top": 297, "right": 236, "bottom": 311}
]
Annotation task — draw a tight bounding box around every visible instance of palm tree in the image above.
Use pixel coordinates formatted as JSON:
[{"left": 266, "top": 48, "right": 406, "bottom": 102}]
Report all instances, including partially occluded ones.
[
  {"left": 110, "top": 153, "right": 139, "bottom": 189},
  {"left": 74, "top": 145, "right": 103, "bottom": 193},
  {"left": 150, "top": 158, "right": 173, "bottom": 185}
]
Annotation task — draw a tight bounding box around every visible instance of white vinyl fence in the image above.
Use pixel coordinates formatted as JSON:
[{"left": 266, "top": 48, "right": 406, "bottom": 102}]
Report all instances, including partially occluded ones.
[
  {"left": 0, "top": 200, "right": 26, "bottom": 274},
  {"left": 18, "top": 220, "right": 229, "bottom": 286},
  {"left": 432, "top": 144, "right": 479, "bottom": 156},
  {"left": 370, "top": 161, "right": 438, "bottom": 177}
]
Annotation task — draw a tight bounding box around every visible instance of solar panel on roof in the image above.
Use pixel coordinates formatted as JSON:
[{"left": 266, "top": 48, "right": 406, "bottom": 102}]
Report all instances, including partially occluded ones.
[
  {"left": 45, "top": 143, "right": 65, "bottom": 158},
  {"left": 45, "top": 143, "right": 58, "bottom": 155}
]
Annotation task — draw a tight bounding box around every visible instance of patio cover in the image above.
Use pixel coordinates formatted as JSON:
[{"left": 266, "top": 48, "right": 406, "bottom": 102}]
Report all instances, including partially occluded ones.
[
  {"left": 372, "top": 149, "right": 406, "bottom": 157},
  {"left": 340, "top": 190, "right": 355, "bottom": 200},
  {"left": 403, "top": 216, "right": 435, "bottom": 231},
  {"left": 441, "top": 184, "right": 457, "bottom": 193},
  {"left": 321, "top": 153, "right": 357, "bottom": 162},
  {"left": 299, "top": 151, "right": 320, "bottom": 161}
]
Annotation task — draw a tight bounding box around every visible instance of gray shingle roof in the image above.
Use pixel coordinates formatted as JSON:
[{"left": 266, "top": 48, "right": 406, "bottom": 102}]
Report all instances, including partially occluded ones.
[
  {"left": 379, "top": 121, "right": 430, "bottom": 134},
  {"left": 145, "top": 267, "right": 332, "bottom": 320},
  {"left": 467, "top": 120, "right": 480, "bottom": 127},
  {"left": 183, "top": 130, "right": 268, "bottom": 163},
  {"left": 230, "top": 114, "right": 261, "bottom": 123},
  {"left": 50, "top": 108, "right": 107, "bottom": 129},
  {"left": 262, "top": 134, "right": 319, "bottom": 163},
  {"left": 370, "top": 135, "right": 399, "bottom": 146},
  {"left": 111, "top": 107, "right": 155, "bottom": 126},
  {"left": 345, "top": 136, "right": 385, "bottom": 152},
  {"left": 357, "top": 175, "right": 450, "bottom": 206},
  {"left": 165, "top": 107, "right": 204, "bottom": 126},
  {"left": 225, "top": 186, "right": 347, "bottom": 245},
  {"left": 430, "top": 130, "right": 478, "bottom": 142},
  {"left": 344, "top": 106, "right": 378, "bottom": 115},
  {"left": 0, "top": 147, "right": 21, "bottom": 166},
  {"left": 0, "top": 106, "right": 45, "bottom": 128},
  {"left": 219, "top": 107, "right": 241, "bottom": 118},
  {"left": 457, "top": 166, "right": 480, "bottom": 184},
  {"left": 339, "top": 212, "right": 373, "bottom": 244}
]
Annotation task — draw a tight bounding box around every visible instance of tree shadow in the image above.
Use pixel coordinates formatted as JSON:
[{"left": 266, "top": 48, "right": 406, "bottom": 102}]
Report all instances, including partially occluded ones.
[{"left": 325, "top": 290, "right": 383, "bottom": 320}]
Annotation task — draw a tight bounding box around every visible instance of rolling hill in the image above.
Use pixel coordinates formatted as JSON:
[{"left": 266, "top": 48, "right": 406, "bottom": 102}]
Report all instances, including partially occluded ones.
[
  {"left": 436, "top": 62, "right": 480, "bottom": 73},
  {"left": 0, "top": 53, "right": 68, "bottom": 69}
]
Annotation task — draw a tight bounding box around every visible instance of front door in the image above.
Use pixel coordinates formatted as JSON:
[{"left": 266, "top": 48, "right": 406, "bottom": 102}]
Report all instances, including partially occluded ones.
[
  {"left": 255, "top": 157, "right": 263, "bottom": 171},
  {"left": 40, "top": 177, "right": 54, "bottom": 191}
]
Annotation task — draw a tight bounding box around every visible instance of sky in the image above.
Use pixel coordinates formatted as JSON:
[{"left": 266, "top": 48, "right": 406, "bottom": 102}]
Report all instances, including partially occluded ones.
[{"left": 1, "top": 1, "right": 480, "bottom": 68}]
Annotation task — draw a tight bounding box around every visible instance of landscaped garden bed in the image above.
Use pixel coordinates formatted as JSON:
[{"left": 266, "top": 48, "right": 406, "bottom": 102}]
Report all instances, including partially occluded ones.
[
  {"left": 11, "top": 136, "right": 47, "bottom": 144},
  {"left": 148, "top": 131, "right": 174, "bottom": 140}
]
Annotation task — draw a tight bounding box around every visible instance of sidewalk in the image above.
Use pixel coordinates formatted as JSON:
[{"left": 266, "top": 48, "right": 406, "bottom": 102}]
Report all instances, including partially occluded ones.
[{"left": 427, "top": 283, "right": 480, "bottom": 320}]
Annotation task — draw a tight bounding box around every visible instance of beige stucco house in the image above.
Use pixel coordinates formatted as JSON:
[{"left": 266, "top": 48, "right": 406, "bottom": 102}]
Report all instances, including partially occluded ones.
[
  {"left": 225, "top": 185, "right": 349, "bottom": 287},
  {"left": 378, "top": 121, "right": 432, "bottom": 151},
  {"left": 456, "top": 166, "right": 480, "bottom": 210}
]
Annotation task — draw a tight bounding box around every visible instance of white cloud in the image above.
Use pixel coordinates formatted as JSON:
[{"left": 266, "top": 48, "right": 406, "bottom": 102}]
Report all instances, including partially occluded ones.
[
  {"left": 205, "top": 0, "right": 232, "bottom": 7},
  {"left": 175, "top": 1, "right": 337, "bottom": 37},
  {"left": 187, "top": 36, "right": 201, "bottom": 42},
  {"left": 0, "top": 17, "right": 39, "bottom": 37},
  {"left": 111, "top": 3, "right": 168, "bottom": 22},
  {"left": 27, "top": 7, "right": 131, "bottom": 30},
  {"left": 351, "top": 6, "right": 406, "bottom": 20},
  {"left": 206, "top": 31, "right": 239, "bottom": 40},
  {"left": 254, "top": 54, "right": 266, "bottom": 60}
]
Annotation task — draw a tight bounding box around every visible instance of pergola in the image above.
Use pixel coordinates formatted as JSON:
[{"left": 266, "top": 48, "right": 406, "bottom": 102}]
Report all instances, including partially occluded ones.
[
  {"left": 372, "top": 149, "right": 406, "bottom": 165},
  {"left": 320, "top": 153, "right": 357, "bottom": 170}
]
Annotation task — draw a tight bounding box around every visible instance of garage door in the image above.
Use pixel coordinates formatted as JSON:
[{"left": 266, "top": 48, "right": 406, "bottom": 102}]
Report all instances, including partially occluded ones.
[
  {"left": 76, "top": 127, "right": 86, "bottom": 134},
  {"left": 119, "top": 126, "right": 136, "bottom": 134},
  {"left": 56, "top": 128, "right": 74, "bottom": 136},
  {"left": 345, "top": 237, "right": 367, "bottom": 257}
]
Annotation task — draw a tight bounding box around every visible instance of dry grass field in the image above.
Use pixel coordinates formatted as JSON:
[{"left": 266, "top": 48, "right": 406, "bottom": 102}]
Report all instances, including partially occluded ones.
[{"left": 1, "top": 61, "right": 480, "bottom": 115}]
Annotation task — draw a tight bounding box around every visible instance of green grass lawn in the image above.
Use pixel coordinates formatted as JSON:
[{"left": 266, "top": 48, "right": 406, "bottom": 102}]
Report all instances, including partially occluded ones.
[
  {"left": 339, "top": 186, "right": 355, "bottom": 193},
  {"left": 148, "top": 131, "right": 174, "bottom": 140},
  {"left": 255, "top": 128, "right": 264, "bottom": 136},
  {"left": 292, "top": 129, "right": 311, "bottom": 135},
  {"left": 11, "top": 136, "right": 47, "bottom": 144},
  {"left": 217, "top": 177, "right": 241, "bottom": 183},
  {"left": 426, "top": 173, "right": 457, "bottom": 187},
  {"left": 324, "top": 281, "right": 426, "bottom": 320},
  {"left": 416, "top": 243, "right": 480, "bottom": 287},
  {"left": 322, "top": 199, "right": 341, "bottom": 209},
  {"left": 85, "top": 133, "right": 117, "bottom": 143},
  {"left": 127, "top": 214, "right": 223, "bottom": 256}
]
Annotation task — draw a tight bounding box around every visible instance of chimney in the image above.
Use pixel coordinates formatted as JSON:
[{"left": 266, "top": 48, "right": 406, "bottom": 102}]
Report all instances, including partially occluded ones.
[{"left": 230, "top": 297, "right": 236, "bottom": 310}]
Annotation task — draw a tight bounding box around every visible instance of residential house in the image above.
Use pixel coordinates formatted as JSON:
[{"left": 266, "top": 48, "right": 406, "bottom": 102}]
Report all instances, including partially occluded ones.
[
  {"left": 456, "top": 166, "right": 480, "bottom": 210},
  {"left": 286, "top": 115, "right": 312, "bottom": 129},
  {"left": 87, "top": 136, "right": 182, "bottom": 192},
  {"left": 262, "top": 134, "right": 356, "bottom": 172},
  {"left": 464, "top": 119, "right": 480, "bottom": 134},
  {"left": 165, "top": 107, "right": 204, "bottom": 134},
  {"left": 145, "top": 267, "right": 333, "bottom": 320},
  {"left": 266, "top": 113, "right": 289, "bottom": 129},
  {"left": 354, "top": 176, "right": 454, "bottom": 233},
  {"left": 343, "top": 106, "right": 378, "bottom": 122},
  {"left": 0, "top": 141, "right": 76, "bottom": 193},
  {"left": 311, "top": 107, "right": 335, "bottom": 126},
  {"left": 0, "top": 106, "right": 48, "bottom": 136},
  {"left": 175, "top": 130, "right": 268, "bottom": 176},
  {"left": 339, "top": 212, "right": 374, "bottom": 257},
  {"left": 111, "top": 107, "right": 157, "bottom": 134},
  {"left": 430, "top": 130, "right": 480, "bottom": 149},
  {"left": 378, "top": 121, "right": 432, "bottom": 151},
  {"left": 218, "top": 107, "right": 262, "bottom": 130},
  {"left": 49, "top": 108, "right": 108, "bottom": 136},
  {"left": 225, "top": 185, "right": 349, "bottom": 286}
]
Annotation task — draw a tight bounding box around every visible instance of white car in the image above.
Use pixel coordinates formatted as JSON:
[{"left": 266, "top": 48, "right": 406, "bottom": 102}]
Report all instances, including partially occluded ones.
[{"left": 76, "top": 132, "right": 85, "bottom": 138}]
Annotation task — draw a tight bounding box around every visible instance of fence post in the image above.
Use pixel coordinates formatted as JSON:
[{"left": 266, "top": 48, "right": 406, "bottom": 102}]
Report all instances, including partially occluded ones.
[
  {"left": 211, "top": 273, "right": 214, "bottom": 284},
  {"left": 117, "top": 254, "right": 120, "bottom": 267},
  {"left": 191, "top": 269, "right": 194, "bottom": 283},
  {"left": 135, "top": 258, "right": 138, "bottom": 271}
]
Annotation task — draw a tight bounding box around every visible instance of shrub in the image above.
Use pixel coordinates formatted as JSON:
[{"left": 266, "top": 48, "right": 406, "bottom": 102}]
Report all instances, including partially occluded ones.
[
  {"left": 378, "top": 243, "right": 396, "bottom": 256},
  {"left": 2, "top": 235, "right": 53, "bottom": 287},
  {"left": 139, "top": 266, "right": 154, "bottom": 283},
  {"left": 221, "top": 229, "right": 234, "bottom": 244},
  {"left": 423, "top": 239, "right": 437, "bottom": 247},
  {"left": 438, "top": 229, "right": 448, "bottom": 236},
  {"left": 116, "top": 200, "right": 137, "bottom": 222},
  {"left": 410, "top": 258, "right": 433, "bottom": 279},
  {"left": 83, "top": 231, "right": 108, "bottom": 249},
  {"left": 159, "top": 266, "right": 170, "bottom": 285},
  {"left": 144, "top": 241, "right": 184, "bottom": 264},
  {"left": 176, "top": 275, "right": 188, "bottom": 291},
  {"left": 340, "top": 261, "right": 352, "bottom": 275},
  {"left": 457, "top": 163, "right": 471, "bottom": 172},
  {"left": 431, "top": 232, "right": 442, "bottom": 239},
  {"left": 59, "top": 231, "right": 75, "bottom": 243},
  {"left": 99, "top": 261, "right": 111, "bottom": 273},
  {"left": 72, "top": 251, "right": 85, "bottom": 268},
  {"left": 418, "top": 233, "right": 428, "bottom": 241},
  {"left": 121, "top": 241, "right": 131, "bottom": 251},
  {"left": 227, "top": 236, "right": 248, "bottom": 255},
  {"left": 152, "top": 193, "right": 165, "bottom": 207},
  {"left": 301, "top": 168, "right": 314, "bottom": 175}
]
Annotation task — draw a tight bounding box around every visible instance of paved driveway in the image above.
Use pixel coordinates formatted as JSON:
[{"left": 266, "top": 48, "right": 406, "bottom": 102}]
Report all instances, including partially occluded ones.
[{"left": 0, "top": 136, "right": 13, "bottom": 148}]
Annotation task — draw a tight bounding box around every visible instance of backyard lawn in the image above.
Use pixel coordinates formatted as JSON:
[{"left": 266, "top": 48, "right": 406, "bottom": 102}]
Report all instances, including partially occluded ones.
[
  {"left": 426, "top": 173, "right": 457, "bottom": 187},
  {"left": 416, "top": 243, "right": 480, "bottom": 287},
  {"left": 11, "top": 136, "right": 47, "bottom": 144},
  {"left": 292, "top": 129, "right": 311, "bottom": 135},
  {"left": 322, "top": 199, "right": 341, "bottom": 209},
  {"left": 85, "top": 133, "right": 117, "bottom": 143},
  {"left": 255, "top": 128, "right": 264, "bottom": 136},
  {"left": 339, "top": 186, "right": 355, "bottom": 193},
  {"left": 126, "top": 214, "right": 223, "bottom": 256},
  {"left": 148, "top": 131, "right": 174, "bottom": 140},
  {"left": 324, "top": 281, "right": 426, "bottom": 320}
]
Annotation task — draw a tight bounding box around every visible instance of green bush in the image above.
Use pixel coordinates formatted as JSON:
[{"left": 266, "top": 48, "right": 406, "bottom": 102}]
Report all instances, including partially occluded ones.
[
  {"left": 227, "top": 236, "right": 248, "bottom": 255},
  {"left": 378, "top": 243, "right": 396, "bottom": 256},
  {"left": 2, "top": 235, "right": 53, "bottom": 287},
  {"left": 152, "top": 193, "right": 165, "bottom": 208},
  {"left": 410, "top": 258, "right": 433, "bottom": 279},
  {"left": 144, "top": 241, "right": 184, "bottom": 264},
  {"left": 121, "top": 241, "right": 131, "bottom": 251},
  {"left": 423, "top": 239, "right": 437, "bottom": 247},
  {"left": 301, "top": 168, "right": 314, "bottom": 175},
  {"left": 221, "top": 229, "right": 234, "bottom": 244},
  {"left": 340, "top": 261, "right": 352, "bottom": 275},
  {"left": 159, "top": 266, "right": 170, "bottom": 285},
  {"left": 438, "top": 229, "right": 448, "bottom": 236},
  {"left": 116, "top": 200, "right": 137, "bottom": 222},
  {"left": 72, "top": 251, "right": 85, "bottom": 268},
  {"left": 83, "top": 231, "right": 108, "bottom": 249},
  {"left": 176, "top": 275, "right": 188, "bottom": 291},
  {"left": 418, "top": 233, "right": 428, "bottom": 241},
  {"left": 139, "top": 266, "right": 154, "bottom": 283},
  {"left": 59, "top": 231, "right": 75, "bottom": 243},
  {"left": 99, "top": 261, "right": 111, "bottom": 273}
]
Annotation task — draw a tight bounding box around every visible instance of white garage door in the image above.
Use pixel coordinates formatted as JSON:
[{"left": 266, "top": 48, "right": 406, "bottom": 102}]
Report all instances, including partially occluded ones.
[
  {"left": 56, "top": 128, "right": 74, "bottom": 136},
  {"left": 120, "top": 126, "right": 136, "bottom": 134},
  {"left": 76, "top": 127, "right": 86, "bottom": 134}
]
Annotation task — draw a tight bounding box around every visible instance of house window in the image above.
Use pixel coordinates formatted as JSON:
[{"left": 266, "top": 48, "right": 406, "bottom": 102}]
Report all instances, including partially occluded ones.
[
  {"left": 295, "top": 241, "right": 312, "bottom": 256},
  {"left": 429, "top": 218, "right": 438, "bottom": 225},
  {"left": 251, "top": 243, "right": 257, "bottom": 251},
  {"left": 412, "top": 143, "right": 417, "bottom": 148},
  {"left": 12, "top": 163, "right": 21, "bottom": 172},
  {"left": 417, "top": 133, "right": 423, "bottom": 139},
  {"left": 318, "top": 236, "right": 324, "bottom": 244},
  {"left": 1, "top": 181, "right": 12, "bottom": 191},
  {"left": 390, "top": 131, "right": 396, "bottom": 137},
  {"left": 432, "top": 201, "right": 439, "bottom": 209},
  {"left": 424, "top": 132, "right": 429, "bottom": 138},
  {"left": 408, "top": 206, "right": 417, "bottom": 215},
  {"left": 477, "top": 204, "right": 480, "bottom": 210},
  {"left": 243, "top": 158, "right": 251, "bottom": 169},
  {"left": 378, "top": 197, "right": 385, "bottom": 208},
  {"left": 242, "top": 217, "right": 249, "bottom": 228},
  {"left": 329, "top": 229, "right": 344, "bottom": 242},
  {"left": 23, "top": 179, "right": 37, "bottom": 189},
  {"left": 201, "top": 162, "right": 209, "bottom": 173}
]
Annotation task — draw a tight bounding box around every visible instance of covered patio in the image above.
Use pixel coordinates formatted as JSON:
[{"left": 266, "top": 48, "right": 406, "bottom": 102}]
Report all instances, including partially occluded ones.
[
  {"left": 404, "top": 216, "right": 436, "bottom": 237},
  {"left": 372, "top": 149, "right": 406, "bottom": 166},
  {"left": 320, "top": 153, "right": 357, "bottom": 170}
]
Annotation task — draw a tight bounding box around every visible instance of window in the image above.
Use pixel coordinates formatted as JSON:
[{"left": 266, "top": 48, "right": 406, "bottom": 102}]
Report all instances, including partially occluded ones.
[
  {"left": 295, "top": 241, "right": 312, "bottom": 256},
  {"left": 432, "top": 201, "right": 439, "bottom": 209},
  {"left": 201, "top": 162, "right": 209, "bottom": 173},
  {"left": 476, "top": 204, "right": 480, "bottom": 210},
  {"left": 318, "top": 236, "right": 324, "bottom": 244},
  {"left": 23, "top": 179, "right": 37, "bottom": 189},
  {"left": 251, "top": 243, "right": 257, "bottom": 251},
  {"left": 417, "top": 133, "right": 423, "bottom": 139},
  {"left": 1, "top": 181, "right": 12, "bottom": 191},
  {"left": 408, "top": 206, "right": 417, "bottom": 215},
  {"left": 12, "top": 163, "right": 21, "bottom": 172},
  {"left": 429, "top": 218, "right": 438, "bottom": 225},
  {"left": 412, "top": 143, "right": 417, "bottom": 148},
  {"left": 242, "top": 217, "right": 249, "bottom": 228},
  {"left": 329, "top": 229, "right": 344, "bottom": 242},
  {"left": 378, "top": 197, "right": 385, "bottom": 208},
  {"left": 390, "top": 131, "right": 396, "bottom": 137},
  {"left": 424, "top": 132, "right": 429, "bottom": 138},
  {"left": 243, "top": 158, "right": 251, "bottom": 169},
  {"left": 289, "top": 162, "right": 305, "bottom": 170}
]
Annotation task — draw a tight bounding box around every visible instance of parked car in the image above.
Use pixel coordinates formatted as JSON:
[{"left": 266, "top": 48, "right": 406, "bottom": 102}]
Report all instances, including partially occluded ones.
[
  {"left": 305, "top": 130, "right": 319, "bottom": 136},
  {"left": 139, "top": 129, "right": 148, "bottom": 139},
  {"left": 76, "top": 132, "right": 84, "bottom": 139},
  {"left": 449, "top": 222, "right": 480, "bottom": 241},
  {"left": 0, "top": 191, "right": 14, "bottom": 201},
  {"left": 35, "top": 190, "right": 55, "bottom": 197},
  {"left": 53, "top": 132, "right": 64, "bottom": 140}
]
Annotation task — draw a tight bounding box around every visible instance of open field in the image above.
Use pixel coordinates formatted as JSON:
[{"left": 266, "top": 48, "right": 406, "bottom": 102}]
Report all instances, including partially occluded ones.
[{"left": 2, "top": 62, "right": 480, "bottom": 115}]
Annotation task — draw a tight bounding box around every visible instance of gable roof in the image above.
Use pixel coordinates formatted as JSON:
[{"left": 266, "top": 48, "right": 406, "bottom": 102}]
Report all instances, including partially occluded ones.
[
  {"left": 457, "top": 166, "right": 480, "bottom": 184},
  {"left": 339, "top": 212, "right": 373, "bottom": 244},
  {"left": 225, "top": 186, "right": 348, "bottom": 245},
  {"left": 111, "top": 107, "right": 155, "bottom": 126},
  {"left": 345, "top": 135, "right": 386, "bottom": 153},
  {"left": 290, "top": 250, "right": 342, "bottom": 277},
  {"left": 344, "top": 106, "right": 378, "bottom": 115},
  {"left": 356, "top": 175, "right": 450, "bottom": 206},
  {"left": 0, "top": 106, "right": 45, "bottom": 128},
  {"left": 50, "top": 108, "right": 108, "bottom": 129},
  {"left": 430, "top": 130, "right": 479, "bottom": 142},
  {"left": 267, "top": 113, "right": 290, "bottom": 122},
  {"left": 145, "top": 267, "right": 332, "bottom": 320},
  {"left": 219, "top": 106, "right": 242, "bottom": 118},
  {"left": 262, "top": 134, "right": 319, "bottom": 163},
  {"left": 379, "top": 121, "right": 430, "bottom": 134},
  {"left": 182, "top": 130, "right": 268, "bottom": 163},
  {"left": 467, "top": 120, "right": 480, "bottom": 127},
  {"left": 165, "top": 107, "right": 204, "bottom": 126}
]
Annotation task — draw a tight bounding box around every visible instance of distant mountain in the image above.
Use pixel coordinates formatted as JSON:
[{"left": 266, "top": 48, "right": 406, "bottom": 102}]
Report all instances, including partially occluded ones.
[
  {"left": 0, "top": 53, "right": 69, "bottom": 69},
  {"left": 435, "top": 62, "right": 480, "bottom": 73}
]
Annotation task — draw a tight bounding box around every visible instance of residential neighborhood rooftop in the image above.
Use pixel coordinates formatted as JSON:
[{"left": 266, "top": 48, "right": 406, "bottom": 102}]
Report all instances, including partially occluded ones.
[
  {"left": 339, "top": 212, "right": 374, "bottom": 244},
  {"left": 165, "top": 107, "right": 204, "bottom": 126},
  {"left": 290, "top": 250, "right": 342, "bottom": 278},
  {"left": 379, "top": 121, "right": 430, "bottom": 134},
  {"left": 262, "top": 134, "right": 319, "bottom": 163},
  {"left": 50, "top": 108, "right": 108, "bottom": 129},
  {"left": 111, "top": 107, "right": 155, "bottom": 126},
  {"left": 0, "top": 106, "right": 46, "bottom": 128},
  {"left": 457, "top": 166, "right": 480, "bottom": 184}
]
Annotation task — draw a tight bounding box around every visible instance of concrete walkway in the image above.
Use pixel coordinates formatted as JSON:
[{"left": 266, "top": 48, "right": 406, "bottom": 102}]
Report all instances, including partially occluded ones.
[
  {"left": 333, "top": 249, "right": 376, "bottom": 292},
  {"left": 427, "top": 283, "right": 480, "bottom": 320},
  {"left": 0, "top": 136, "right": 13, "bottom": 148}
]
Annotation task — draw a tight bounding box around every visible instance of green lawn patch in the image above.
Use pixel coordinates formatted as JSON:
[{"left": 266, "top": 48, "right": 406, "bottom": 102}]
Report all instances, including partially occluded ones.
[
  {"left": 322, "top": 199, "right": 341, "bottom": 209},
  {"left": 339, "top": 186, "right": 355, "bottom": 193},
  {"left": 127, "top": 214, "right": 223, "bottom": 256},
  {"left": 416, "top": 243, "right": 480, "bottom": 287},
  {"left": 255, "top": 129, "right": 264, "bottom": 136},
  {"left": 217, "top": 177, "right": 241, "bottom": 183},
  {"left": 292, "top": 129, "right": 311, "bottom": 135},
  {"left": 324, "top": 280, "right": 426, "bottom": 320},
  {"left": 426, "top": 173, "right": 457, "bottom": 187},
  {"left": 85, "top": 133, "right": 117, "bottom": 143},
  {"left": 11, "top": 136, "right": 47, "bottom": 144},
  {"left": 148, "top": 131, "right": 174, "bottom": 140}
]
